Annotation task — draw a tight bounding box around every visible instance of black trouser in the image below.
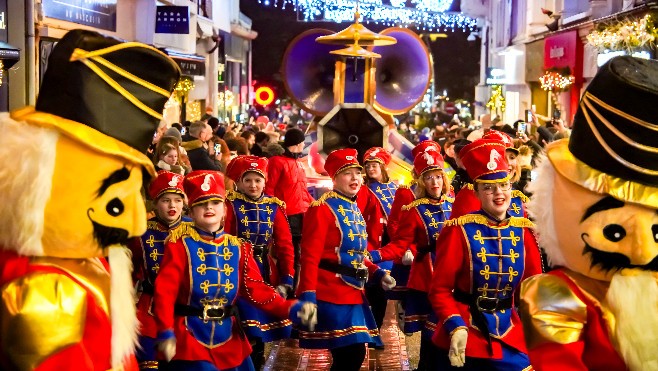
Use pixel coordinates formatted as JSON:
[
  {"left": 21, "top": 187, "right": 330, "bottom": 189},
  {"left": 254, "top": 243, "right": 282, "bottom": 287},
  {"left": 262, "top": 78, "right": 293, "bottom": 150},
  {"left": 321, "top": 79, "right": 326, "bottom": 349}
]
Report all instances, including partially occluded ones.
[
  {"left": 416, "top": 336, "right": 439, "bottom": 371},
  {"left": 330, "top": 343, "right": 367, "bottom": 371},
  {"left": 249, "top": 338, "right": 264, "bottom": 370},
  {"left": 365, "top": 283, "right": 388, "bottom": 329},
  {"left": 288, "top": 213, "right": 304, "bottom": 293}
]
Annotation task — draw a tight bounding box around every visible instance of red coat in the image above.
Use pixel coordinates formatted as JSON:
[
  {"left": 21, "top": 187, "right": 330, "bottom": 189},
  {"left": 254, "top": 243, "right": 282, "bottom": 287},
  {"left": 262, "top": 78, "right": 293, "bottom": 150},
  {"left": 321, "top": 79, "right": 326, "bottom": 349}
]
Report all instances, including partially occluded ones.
[
  {"left": 372, "top": 197, "right": 452, "bottom": 292},
  {"left": 356, "top": 185, "right": 385, "bottom": 251},
  {"left": 386, "top": 185, "right": 415, "bottom": 241},
  {"left": 264, "top": 154, "right": 314, "bottom": 216},
  {"left": 224, "top": 195, "right": 295, "bottom": 285},
  {"left": 296, "top": 193, "right": 381, "bottom": 305},
  {"left": 153, "top": 229, "right": 294, "bottom": 369},
  {"left": 428, "top": 217, "right": 543, "bottom": 359},
  {"left": 520, "top": 269, "right": 627, "bottom": 371},
  {"left": 0, "top": 250, "right": 138, "bottom": 371}
]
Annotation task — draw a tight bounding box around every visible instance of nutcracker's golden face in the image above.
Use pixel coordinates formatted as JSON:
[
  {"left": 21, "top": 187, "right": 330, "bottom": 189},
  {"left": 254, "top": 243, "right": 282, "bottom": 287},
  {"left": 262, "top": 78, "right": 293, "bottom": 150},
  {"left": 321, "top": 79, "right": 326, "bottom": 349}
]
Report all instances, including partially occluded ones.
[
  {"left": 552, "top": 169, "right": 658, "bottom": 281},
  {"left": 42, "top": 135, "right": 147, "bottom": 258}
]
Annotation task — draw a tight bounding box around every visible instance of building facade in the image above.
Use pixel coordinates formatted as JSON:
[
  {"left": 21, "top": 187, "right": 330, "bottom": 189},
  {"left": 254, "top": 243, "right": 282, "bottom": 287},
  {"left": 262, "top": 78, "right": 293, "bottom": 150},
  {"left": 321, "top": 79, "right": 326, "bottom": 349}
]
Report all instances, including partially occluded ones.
[
  {"left": 5, "top": 0, "right": 256, "bottom": 123},
  {"left": 466, "top": 0, "right": 656, "bottom": 126}
]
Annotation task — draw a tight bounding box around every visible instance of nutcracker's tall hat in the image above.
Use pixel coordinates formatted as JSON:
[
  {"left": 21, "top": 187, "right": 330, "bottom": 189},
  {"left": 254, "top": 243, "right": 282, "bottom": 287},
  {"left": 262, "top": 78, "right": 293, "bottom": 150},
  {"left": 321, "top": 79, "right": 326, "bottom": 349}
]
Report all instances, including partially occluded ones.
[
  {"left": 547, "top": 56, "right": 658, "bottom": 208},
  {"left": 33, "top": 29, "right": 180, "bottom": 176}
]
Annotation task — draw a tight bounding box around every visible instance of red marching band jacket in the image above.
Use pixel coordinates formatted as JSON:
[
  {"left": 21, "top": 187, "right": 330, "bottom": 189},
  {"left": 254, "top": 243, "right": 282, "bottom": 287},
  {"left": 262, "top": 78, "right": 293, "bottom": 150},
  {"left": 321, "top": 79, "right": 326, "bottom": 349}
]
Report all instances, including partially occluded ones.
[
  {"left": 356, "top": 185, "right": 385, "bottom": 251},
  {"left": 153, "top": 226, "right": 294, "bottom": 369},
  {"left": 224, "top": 193, "right": 295, "bottom": 286},
  {"left": 428, "top": 215, "right": 543, "bottom": 359},
  {"left": 296, "top": 192, "right": 382, "bottom": 305},
  {"left": 386, "top": 185, "right": 415, "bottom": 245},
  {"left": 264, "top": 155, "right": 314, "bottom": 216}
]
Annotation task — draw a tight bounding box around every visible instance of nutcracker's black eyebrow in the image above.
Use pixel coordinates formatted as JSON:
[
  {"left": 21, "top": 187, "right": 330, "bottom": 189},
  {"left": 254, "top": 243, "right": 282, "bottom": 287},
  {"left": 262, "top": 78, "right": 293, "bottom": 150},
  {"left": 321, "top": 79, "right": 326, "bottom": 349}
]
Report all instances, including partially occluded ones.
[
  {"left": 581, "top": 196, "right": 624, "bottom": 222},
  {"left": 98, "top": 167, "right": 131, "bottom": 197}
]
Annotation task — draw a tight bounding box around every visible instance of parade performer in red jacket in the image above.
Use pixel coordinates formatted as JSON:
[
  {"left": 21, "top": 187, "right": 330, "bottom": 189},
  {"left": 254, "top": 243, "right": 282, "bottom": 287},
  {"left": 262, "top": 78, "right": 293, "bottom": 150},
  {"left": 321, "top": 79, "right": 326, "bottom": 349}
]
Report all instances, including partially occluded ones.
[
  {"left": 356, "top": 147, "right": 397, "bottom": 330},
  {"left": 429, "top": 139, "right": 543, "bottom": 370},
  {"left": 451, "top": 130, "right": 529, "bottom": 219},
  {"left": 385, "top": 140, "right": 442, "bottom": 310},
  {"left": 154, "top": 170, "right": 315, "bottom": 371},
  {"left": 370, "top": 150, "right": 453, "bottom": 369},
  {"left": 131, "top": 171, "right": 192, "bottom": 370},
  {"left": 520, "top": 56, "right": 658, "bottom": 371},
  {"left": 296, "top": 148, "right": 396, "bottom": 371},
  {"left": 0, "top": 29, "right": 179, "bottom": 370},
  {"left": 224, "top": 155, "right": 295, "bottom": 369}
]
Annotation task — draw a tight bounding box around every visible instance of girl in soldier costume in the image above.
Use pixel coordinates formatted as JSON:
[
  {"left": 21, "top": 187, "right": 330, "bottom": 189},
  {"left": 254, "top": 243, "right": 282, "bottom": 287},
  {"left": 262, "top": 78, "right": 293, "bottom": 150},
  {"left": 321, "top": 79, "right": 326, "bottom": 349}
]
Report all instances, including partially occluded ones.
[
  {"left": 370, "top": 150, "right": 453, "bottom": 370},
  {"left": 153, "top": 170, "right": 314, "bottom": 371},
  {"left": 296, "top": 148, "right": 396, "bottom": 371},
  {"left": 224, "top": 155, "right": 296, "bottom": 369},
  {"left": 356, "top": 147, "right": 397, "bottom": 332},
  {"left": 130, "top": 171, "right": 192, "bottom": 370}
]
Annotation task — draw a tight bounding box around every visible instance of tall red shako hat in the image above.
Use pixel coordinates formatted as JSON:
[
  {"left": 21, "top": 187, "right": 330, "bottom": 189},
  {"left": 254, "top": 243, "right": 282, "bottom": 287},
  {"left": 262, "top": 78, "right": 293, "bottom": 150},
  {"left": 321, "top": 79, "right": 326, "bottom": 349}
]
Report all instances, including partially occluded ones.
[
  {"left": 148, "top": 170, "right": 185, "bottom": 200},
  {"left": 459, "top": 139, "right": 510, "bottom": 182},
  {"left": 183, "top": 170, "right": 226, "bottom": 207},
  {"left": 226, "top": 155, "right": 268, "bottom": 182}
]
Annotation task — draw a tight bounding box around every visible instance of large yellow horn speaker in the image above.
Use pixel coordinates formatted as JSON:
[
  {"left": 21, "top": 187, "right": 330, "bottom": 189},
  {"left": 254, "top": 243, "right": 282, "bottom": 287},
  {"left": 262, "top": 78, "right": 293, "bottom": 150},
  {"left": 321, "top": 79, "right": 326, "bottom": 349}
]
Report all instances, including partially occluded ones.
[
  {"left": 371, "top": 28, "right": 431, "bottom": 115},
  {"left": 281, "top": 29, "right": 341, "bottom": 116}
]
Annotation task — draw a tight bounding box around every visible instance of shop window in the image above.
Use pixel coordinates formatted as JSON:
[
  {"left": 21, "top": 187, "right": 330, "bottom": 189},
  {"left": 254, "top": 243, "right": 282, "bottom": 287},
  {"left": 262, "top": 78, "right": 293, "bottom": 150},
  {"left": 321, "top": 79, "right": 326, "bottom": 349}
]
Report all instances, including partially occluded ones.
[{"left": 562, "top": 0, "right": 590, "bottom": 18}]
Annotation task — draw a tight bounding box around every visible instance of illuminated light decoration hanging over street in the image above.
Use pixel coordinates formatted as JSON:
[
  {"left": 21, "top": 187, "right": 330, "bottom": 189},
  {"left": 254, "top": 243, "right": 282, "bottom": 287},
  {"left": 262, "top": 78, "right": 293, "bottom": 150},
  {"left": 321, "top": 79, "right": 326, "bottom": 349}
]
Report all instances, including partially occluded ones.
[
  {"left": 539, "top": 71, "right": 575, "bottom": 91},
  {"left": 256, "top": 0, "right": 477, "bottom": 32},
  {"left": 255, "top": 86, "right": 275, "bottom": 105}
]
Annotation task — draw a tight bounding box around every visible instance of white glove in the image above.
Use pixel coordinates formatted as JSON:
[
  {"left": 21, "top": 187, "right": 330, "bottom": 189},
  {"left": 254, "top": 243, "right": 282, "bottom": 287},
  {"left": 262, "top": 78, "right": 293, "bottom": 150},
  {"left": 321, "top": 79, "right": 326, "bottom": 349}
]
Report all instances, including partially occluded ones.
[
  {"left": 448, "top": 328, "right": 468, "bottom": 367},
  {"left": 402, "top": 250, "right": 414, "bottom": 266},
  {"left": 158, "top": 337, "right": 176, "bottom": 361},
  {"left": 297, "top": 302, "right": 318, "bottom": 331},
  {"left": 275, "top": 284, "right": 291, "bottom": 299},
  {"left": 381, "top": 274, "right": 396, "bottom": 291}
]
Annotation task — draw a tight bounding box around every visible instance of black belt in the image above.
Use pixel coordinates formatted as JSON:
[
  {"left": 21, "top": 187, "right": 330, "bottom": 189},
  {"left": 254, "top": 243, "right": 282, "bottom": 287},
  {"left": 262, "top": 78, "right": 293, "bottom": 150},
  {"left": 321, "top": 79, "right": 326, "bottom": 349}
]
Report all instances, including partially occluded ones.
[
  {"left": 141, "top": 280, "right": 154, "bottom": 295},
  {"left": 174, "top": 303, "right": 238, "bottom": 321},
  {"left": 453, "top": 290, "right": 513, "bottom": 349},
  {"left": 415, "top": 245, "right": 434, "bottom": 260},
  {"left": 319, "top": 260, "right": 368, "bottom": 281},
  {"left": 253, "top": 246, "right": 265, "bottom": 256}
]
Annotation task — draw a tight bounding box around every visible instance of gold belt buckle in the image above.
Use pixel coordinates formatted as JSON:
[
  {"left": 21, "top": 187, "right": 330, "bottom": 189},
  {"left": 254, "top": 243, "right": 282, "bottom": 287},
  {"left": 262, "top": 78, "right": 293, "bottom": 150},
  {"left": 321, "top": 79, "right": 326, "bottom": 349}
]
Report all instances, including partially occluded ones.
[{"left": 202, "top": 303, "right": 225, "bottom": 321}]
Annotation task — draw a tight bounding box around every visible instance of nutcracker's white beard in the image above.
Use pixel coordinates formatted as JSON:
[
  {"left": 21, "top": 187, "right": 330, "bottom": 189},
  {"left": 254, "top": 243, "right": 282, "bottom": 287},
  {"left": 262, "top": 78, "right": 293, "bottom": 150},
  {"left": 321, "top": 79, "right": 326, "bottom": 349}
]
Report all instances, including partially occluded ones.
[
  {"left": 607, "top": 271, "right": 658, "bottom": 371},
  {"left": 109, "top": 246, "right": 139, "bottom": 368}
]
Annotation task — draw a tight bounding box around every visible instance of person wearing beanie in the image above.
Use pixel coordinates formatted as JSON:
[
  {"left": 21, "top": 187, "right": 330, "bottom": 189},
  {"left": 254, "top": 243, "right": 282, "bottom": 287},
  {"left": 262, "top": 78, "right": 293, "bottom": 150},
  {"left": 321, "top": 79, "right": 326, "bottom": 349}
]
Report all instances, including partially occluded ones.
[
  {"left": 164, "top": 127, "right": 182, "bottom": 142},
  {"left": 265, "top": 127, "right": 313, "bottom": 290}
]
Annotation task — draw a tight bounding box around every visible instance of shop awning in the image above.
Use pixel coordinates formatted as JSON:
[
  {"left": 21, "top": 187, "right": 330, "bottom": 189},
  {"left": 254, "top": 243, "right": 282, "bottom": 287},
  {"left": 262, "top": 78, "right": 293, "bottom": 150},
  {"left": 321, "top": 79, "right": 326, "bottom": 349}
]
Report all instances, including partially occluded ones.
[
  {"left": 165, "top": 49, "right": 206, "bottom": 76},
  {"left": 0, "top": 41, "right": 21, "bottom": 69}
]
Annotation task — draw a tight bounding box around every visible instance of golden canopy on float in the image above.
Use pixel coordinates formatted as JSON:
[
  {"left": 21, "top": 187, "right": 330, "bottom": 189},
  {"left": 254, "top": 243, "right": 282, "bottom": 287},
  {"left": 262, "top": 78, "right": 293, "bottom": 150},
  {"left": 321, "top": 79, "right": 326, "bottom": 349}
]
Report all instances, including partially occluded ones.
[{"left": 315, "top": 12, "right": 397, "bottom": 47}]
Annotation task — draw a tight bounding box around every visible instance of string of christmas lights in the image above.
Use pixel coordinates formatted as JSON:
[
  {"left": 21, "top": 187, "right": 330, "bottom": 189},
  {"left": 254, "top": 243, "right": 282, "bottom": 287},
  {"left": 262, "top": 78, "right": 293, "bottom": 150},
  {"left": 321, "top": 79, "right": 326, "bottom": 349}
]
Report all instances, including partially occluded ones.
[
  {"left": 539, "top": 71, "right": 574, "bottom": 92},
  {"left": 587, "top": 14, "right": 657, "bottom": 52},
  {"left": 486, "top": 85, "right": 505, "bottom": 114},
  {"left": 257, "top": 0, "right": 476, "bottom": 31}
]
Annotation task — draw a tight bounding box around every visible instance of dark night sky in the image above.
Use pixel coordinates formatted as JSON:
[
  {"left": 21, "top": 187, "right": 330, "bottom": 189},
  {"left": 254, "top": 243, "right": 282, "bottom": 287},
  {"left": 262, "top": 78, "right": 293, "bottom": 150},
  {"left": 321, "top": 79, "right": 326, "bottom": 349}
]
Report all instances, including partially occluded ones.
[{"left": 239, "top": 0, "right": 481, "bottom": 101}]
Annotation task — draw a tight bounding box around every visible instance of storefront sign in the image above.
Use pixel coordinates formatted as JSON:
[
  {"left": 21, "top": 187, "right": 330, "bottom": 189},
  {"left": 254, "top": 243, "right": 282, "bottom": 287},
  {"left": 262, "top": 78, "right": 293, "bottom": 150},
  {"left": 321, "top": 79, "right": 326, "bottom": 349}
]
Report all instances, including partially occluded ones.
[
  {"left": 42, "top": 0, "right": 117, "bottom": 32},
  {"left": 0, "top": 0, "right": 7, "bottom": 42},
  {"left": 544, "top": 30, "right": 582, "bottom": 78},
  {"left": 156, "top": 6, "right": 190, "bottom": 34},
  {"left": 485, "top": 67, "right": 506, "bottom": 85},
  {"left": 166, "top": 50, "right": 205, "bottom": 76}
]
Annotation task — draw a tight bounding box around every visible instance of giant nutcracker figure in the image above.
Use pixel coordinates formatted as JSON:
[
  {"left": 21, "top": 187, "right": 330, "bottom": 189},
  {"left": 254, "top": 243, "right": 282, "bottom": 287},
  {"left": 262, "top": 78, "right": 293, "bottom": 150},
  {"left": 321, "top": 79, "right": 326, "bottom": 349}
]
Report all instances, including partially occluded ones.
[
  {"left": 520, "top": 56, "right": 658, "bottom": 371},
  {"left": 130, "top": 171, "right": 191, "bottom": 369},
  {"left": 224, "top": 155, "right": 295, "bottom": 369},
  {"left": 296, "top": 148, "right": 396, "bottom": 371},
  {"left": 153, "top": 170, "right": 314, "bottom": 370},
  {"left": 369, "top": 149, "right": 452, "bottom": 369},
  {"left": 0, "top": 30, "right": 180, "bottom": 370},
  {"left": 429, "top": 139, "right": 543, "bottom": 370}
]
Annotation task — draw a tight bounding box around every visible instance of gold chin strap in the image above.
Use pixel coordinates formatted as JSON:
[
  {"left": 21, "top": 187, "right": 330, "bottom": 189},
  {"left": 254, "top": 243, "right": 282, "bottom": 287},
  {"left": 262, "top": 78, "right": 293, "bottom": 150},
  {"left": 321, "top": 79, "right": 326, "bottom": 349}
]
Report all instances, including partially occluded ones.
[{"left": 69, "top": 42, "right": 181, "bottom": 120}]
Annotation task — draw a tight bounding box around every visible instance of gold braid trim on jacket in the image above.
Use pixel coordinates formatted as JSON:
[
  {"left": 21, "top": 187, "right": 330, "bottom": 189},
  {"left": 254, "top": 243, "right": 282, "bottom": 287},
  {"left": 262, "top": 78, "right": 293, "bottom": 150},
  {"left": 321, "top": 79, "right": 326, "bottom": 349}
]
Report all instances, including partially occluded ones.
[
  {"left": 226, "top": 190, "right": 286, "bottom": 209},
  {"left": 444, "top": 214, "right": 535, "bottom": 228}
]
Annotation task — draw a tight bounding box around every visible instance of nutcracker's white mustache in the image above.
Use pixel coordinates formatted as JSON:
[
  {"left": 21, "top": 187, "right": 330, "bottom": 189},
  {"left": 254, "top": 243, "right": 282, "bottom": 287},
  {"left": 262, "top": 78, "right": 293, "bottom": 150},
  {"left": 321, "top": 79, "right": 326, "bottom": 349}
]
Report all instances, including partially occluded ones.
[
  {"left": 607, "top": 271, "right": 658, "bottom": 371},
  {"left": 109, "top": 246, "right": 138, "bottom": 368}
]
